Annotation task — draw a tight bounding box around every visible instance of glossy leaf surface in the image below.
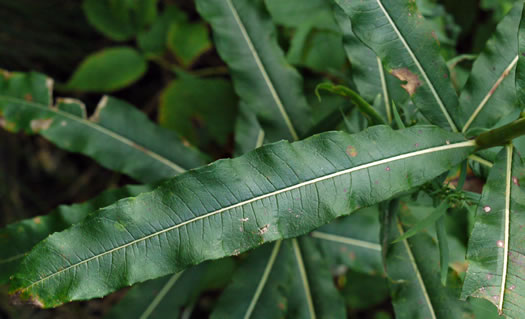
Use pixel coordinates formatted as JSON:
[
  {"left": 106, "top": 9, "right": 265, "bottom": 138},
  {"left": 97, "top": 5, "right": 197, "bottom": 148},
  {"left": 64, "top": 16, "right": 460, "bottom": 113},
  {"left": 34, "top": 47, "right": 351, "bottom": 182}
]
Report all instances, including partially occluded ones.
[{"left": 10, "top": 125, "right": 474, "bottom": 307}]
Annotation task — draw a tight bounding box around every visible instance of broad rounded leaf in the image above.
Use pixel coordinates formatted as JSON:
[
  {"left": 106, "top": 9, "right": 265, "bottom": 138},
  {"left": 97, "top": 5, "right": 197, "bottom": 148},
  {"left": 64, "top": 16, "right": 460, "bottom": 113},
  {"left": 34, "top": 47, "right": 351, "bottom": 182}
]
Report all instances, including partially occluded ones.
[
  {"left": 10, "top": 125, "right": 474, "bottom": 307},
  {"left": 83, "top": 0, "right": 158, "bottom": 41},
  {"left": 66, "top": 47, "right": 147, "bottom": 92}
]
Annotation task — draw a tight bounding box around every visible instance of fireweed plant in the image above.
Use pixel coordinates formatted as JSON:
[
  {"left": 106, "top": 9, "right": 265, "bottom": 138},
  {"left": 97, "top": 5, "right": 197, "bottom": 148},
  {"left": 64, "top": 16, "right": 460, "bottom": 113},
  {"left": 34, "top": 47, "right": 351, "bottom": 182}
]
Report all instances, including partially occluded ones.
[{"left": 2, "top": 0, "right": 525, "bottom": 318}]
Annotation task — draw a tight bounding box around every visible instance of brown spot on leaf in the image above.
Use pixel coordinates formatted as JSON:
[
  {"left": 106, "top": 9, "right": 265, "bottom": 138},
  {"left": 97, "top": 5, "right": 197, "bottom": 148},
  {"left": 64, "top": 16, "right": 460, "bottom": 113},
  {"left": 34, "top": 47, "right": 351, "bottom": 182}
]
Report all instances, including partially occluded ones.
[
  {"left": 431, "top": 31, "right": 440, "bottom": 46},
  {"left": 346, "top": 145, "right": 357, "bottom": 157},
  {"left": 258, "top": 224, "right": 269, "bottom": 236},
  {"left": 391, "top": 68, "right": 421, "bottom": 96},
  {"left": 24, "top": 94, "right": 33, "bottom": 102},
  {"left": 30, "top": 119, "right": 53, "bottom": 132},
  {"left": 10, "top": 291, "right": 44, "bottom": 308},
  {"left": 33, "top": 217, "right": 41, "bottom": 224}
]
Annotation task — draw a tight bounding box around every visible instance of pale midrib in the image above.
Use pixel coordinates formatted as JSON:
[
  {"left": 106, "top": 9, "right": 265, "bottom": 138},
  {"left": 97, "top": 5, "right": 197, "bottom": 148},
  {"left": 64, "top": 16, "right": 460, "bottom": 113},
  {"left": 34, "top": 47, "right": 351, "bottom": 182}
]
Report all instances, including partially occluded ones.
[
  {"left": 139, "top": 272, "right": 183, "bottom": 319},
  {"left": 0, "top": 96, "right": 185, "bottom": 174},
  {"left": 498, "top": 144, "right": 513, "bottom": 314},
  {"left": 375, "top": 0, "right": 458, "bottom": 132},
  {"left": 225, "top": 0, "right": 299, "bottom": 140},
  {"left": 396, "top": 220, "right": 437, "bottom": 319},
  {"left": 462, "top": 55, "right": 519, "bottom": 133},
  {"left": 23, "top": 139, "right": 476, "bottom": 289},
  {"left": 292, "top": 238, "right": 316, "bottom": 319},
  {"left": 311, "top": 231, "right": 381, "bottom": 251},
  {"left": 244, "top": 240, "right": 282, "bottom": 319},
  {"left": 377, "top": 56, "right": 392, "bottom": 124}
]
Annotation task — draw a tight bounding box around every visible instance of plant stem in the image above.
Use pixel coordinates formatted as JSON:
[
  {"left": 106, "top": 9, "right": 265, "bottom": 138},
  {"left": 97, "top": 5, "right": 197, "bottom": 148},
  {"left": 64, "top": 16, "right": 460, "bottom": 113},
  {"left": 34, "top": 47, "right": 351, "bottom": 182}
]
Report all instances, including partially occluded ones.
[
  {"left": 315, "top": 83, "right": 386, "bottom": 125},
  {"left": 475, "top": 118, "right": 525, "bottom": 150}
]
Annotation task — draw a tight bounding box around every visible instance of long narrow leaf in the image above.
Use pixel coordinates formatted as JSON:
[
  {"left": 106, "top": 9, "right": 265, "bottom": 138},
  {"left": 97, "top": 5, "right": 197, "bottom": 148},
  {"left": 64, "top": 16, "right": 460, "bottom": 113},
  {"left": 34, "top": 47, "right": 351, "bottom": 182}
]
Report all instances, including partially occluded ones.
[
  {"left": 195, "top": 0, "right": 312, "bottom": 141},
  {"left": 459, "top": 2, "right": 523, "bottom": 133},
  {"left": 461, "top": 145, "right": 525, "bottom": 317},
  {"left": 382, "top": 201, "right": 473, "bottom": 318},
  {"left": 10, "top": 125, "right": 474, "bottom": 307},
  {"left": 0, "top": 184, "right": 154, "bottom": 284},
  {"left": 0, "top": 71, "right": 209, "bottom": 183},
  {"left": 311, "top": 206, "right": 383, "bottom": 275},
  {"left": 335, "top": 0, "right": 460, "bottom": 131}
]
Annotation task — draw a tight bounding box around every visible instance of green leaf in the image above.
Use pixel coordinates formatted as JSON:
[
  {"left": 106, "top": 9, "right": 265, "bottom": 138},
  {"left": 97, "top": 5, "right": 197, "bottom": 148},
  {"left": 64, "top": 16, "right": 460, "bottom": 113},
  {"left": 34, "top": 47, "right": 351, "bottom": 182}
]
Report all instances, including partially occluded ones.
[
  {"left": 436, "top": 216, "right": 449, "bottom": 286},
  {"left": 462, "top": 145, "right": 525, "bottom": 317},
  {"left": 264, "top": 0, "right": 335, "bottom": 29},
  {"left": 167, "top": 22, "right": 211, "bottom": 67},
  {"left": 9, "top": 125, "right": 474, "bottom": 307},
  {"left": 66, "top": 47, "right": 147, "bottom": 92},
  {"left": 381, "top": 201, "right": 473, "bottom": 319},
  {"left": 196, "top": 0, "right": 312, "bottom": 141},
  {"left": 137, "top": 5, "right": 187, "bottom": 56},
  {"left": 459, "top": 2, "right": 523, "bottom": 134},
  {"left": 212, "top": 239, "right": 346, "bottom": 319},
  {"left": 315, "top": 82, "right": 386, "bottom": 125},
  {"left": 234, "top": 105, "right": 265, "bottom": 156},
  {"left": 335, "top": 0, "right": 460, "bottom": 131},
  {"left": 0, "top": 71, "right": 209, "bottom": 183},
  {"left": 0, "top": 184, "right": 154, "bottom": 285},
  {"left": 333, "top": 5, "right": 409, "bottom": 125},
  {"left": 392, "top": 201, "right": 448, "bottom": 243},
  {"left": 105, "top": 259, "right": 235, "bottom": 319},
  {"left": 158, "top": 75, "right": 238, "bottom": 148},
  {"left": 83, "top": 0, "right": 158, "bottom": 41},
  {"left": 311, "top": 206, "right": 383, "bottom": 275},
  {"left": 338, "top": 270, "right": 390, "bottom": 311},
  {"left": 516, "top": 3, "right": 525, "bottom": 109},
  {"left": 286, "top": 238, "right": 346, "bottom": 318},
  {"left": 210, "top": 242, "right": 290, "bottom": 319}
]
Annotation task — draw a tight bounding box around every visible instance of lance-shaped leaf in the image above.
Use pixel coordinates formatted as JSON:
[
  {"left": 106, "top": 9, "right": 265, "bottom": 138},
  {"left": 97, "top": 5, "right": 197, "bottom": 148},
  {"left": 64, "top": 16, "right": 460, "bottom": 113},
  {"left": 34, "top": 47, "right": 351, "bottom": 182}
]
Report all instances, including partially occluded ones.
[
  {"left": 516, "top": 4, "right": 525, "bottom": 109},
  {"left": 311, "top": 206, "right": 383, "bottom": 275},
  {"left": 105, "top": 259, "right": 235, "bottom": 319},
  {"left": 461, "top": 145, "right": 525, "bottom": 317},
  {"left": 0, "top": 71, "right": 209, "bottom": 183},
  {"left": 10, "top": 125, "right": 475, "bottom": 307},
  {"left": 195, "top": 0, "right": 312, "bottom": 141},
  {"left": 211, "top": 239, "right": 345, "bottom": 319},
  {"left": 210, "top": 241, "right": 290, "bottom": 319},
  {"left": 381, "top": 201, "right": 473, "bottom": 319},
  {"left": 335, "top": 0, "right": 460, "bottom": 131},
  {"left": 333, "top": 5, "right": 409, "bottom": 125},
  {"left": 459, "top": 2, "right": 523, "bottom": 134},
  {"left": 286, "top": 237, "right": 346, "bottom": 318},
  {"left": 0, "top": 184, "right": 154, "bottom": 285}
]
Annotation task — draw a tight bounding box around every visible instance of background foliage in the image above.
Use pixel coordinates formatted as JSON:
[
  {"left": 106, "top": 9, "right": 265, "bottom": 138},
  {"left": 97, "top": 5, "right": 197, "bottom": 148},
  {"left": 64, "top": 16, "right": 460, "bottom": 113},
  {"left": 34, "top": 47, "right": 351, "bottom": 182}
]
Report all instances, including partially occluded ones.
[{"left": 0, "top": 0, "right": 523, "bottom": 318}]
